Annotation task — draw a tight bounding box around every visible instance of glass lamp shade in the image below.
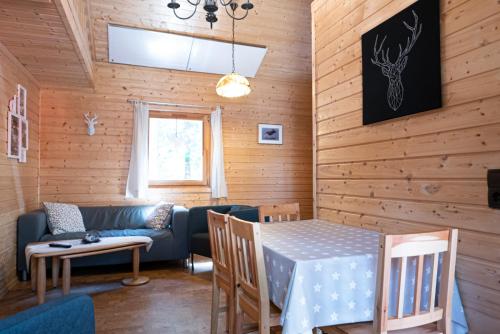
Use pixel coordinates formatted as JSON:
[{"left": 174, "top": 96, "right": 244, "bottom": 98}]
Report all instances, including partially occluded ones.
[{"left": 216, "top": 72, "right": 251, "bottom": 98}]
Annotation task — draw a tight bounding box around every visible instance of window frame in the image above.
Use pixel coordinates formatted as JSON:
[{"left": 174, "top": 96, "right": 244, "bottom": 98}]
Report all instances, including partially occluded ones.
[{"left": 148, "top": 110, "right": 211, "bottom": 187}]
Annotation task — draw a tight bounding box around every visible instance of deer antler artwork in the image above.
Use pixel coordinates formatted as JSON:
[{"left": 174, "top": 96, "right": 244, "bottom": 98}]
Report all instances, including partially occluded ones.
[
  {"left": 83, "top": 112, "right": 98, "bottom": 136},
  {"left": 371, "top": 10, "right": 422, "bottom": 111}
]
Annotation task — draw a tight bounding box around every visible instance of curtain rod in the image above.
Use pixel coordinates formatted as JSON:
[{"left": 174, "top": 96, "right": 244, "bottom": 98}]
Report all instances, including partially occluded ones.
[{"left": 127, "top": 99, "right": 214, "bottom": 110}]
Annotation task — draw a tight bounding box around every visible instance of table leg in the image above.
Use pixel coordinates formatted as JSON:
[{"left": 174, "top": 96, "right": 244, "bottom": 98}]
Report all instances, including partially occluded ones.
[
  {"left": 30, "top": 257, "right": 37, "bottom": 292},
  {"left": 62, "top": 258, "right": 71, "bottom": 295},
  {"left": 36, "top": 257, "right": 46, "bottom": 304},
  {"left": 121, "top": 246, "right": 149, "bottom": 286},
  {"left": 52, "top": 257, "right": 60, "bottom": 288}
]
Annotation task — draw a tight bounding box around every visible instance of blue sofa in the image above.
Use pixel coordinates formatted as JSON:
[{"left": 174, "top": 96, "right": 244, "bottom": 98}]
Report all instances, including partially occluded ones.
[
  {"left": 17, "top": 205, "right": 189, "bottom": 280},
  {"left": 0, "top": 295, "right": 95, "bottom": 334}
]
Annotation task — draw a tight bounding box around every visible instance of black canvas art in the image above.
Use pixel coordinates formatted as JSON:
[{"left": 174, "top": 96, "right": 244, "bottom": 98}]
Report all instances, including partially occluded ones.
[{"left": 361, "top": 0, "right": 442, "bottom": 125}]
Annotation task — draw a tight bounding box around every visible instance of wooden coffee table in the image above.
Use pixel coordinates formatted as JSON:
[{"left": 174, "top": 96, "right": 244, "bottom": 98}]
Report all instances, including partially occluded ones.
[{"left": 27, "top": 237, "right": 153, "bottom": 304}]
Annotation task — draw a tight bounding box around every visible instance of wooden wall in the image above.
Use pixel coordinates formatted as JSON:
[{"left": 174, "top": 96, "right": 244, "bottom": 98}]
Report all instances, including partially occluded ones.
[
  {"left": 311, "top": 0, "right": 500, "bottom": 332},
  {"left": 0, "top": 43, "right": 40, "bottom": 297},
  {"left": 39, "top": 11, "right": 313, "bottom": 214}
]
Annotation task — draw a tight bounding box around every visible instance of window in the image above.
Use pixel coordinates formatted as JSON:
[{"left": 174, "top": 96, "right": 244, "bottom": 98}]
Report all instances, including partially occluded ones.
[{"left": 148, "top": 111, "right": 210, "bottom": 186}]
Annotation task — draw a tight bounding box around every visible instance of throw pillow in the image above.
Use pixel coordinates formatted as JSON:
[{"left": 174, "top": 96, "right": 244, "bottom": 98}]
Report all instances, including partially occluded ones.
[
  {"left": 43, "top": 202, "right": 86, "bottom": 235},
  {"left": 146, "top": 202, "right": 174, "bottom": 230}
]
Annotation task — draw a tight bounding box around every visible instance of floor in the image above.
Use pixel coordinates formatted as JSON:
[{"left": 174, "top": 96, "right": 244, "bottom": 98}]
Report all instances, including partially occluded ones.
[{"left": 0, "top": 256, "right": 224, "bottom": 333}]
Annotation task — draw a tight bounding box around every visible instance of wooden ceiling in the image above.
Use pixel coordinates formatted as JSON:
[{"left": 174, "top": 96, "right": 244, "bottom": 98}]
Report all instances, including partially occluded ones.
[
  {"left": 0, "top": 0, "right": 93, "bottom": 88},
  {"left": 0, "top": 0, "right": 312, "bottom": 88}
]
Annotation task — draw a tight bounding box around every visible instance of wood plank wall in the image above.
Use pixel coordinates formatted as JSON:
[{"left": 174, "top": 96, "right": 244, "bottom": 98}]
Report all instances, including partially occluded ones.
[
  {"left": 39, "top": 64, "right": 313, "bottom": 213},
  {"left": 311, "top": 0, "right": 500, "bottom": 332},
  {"left": 0, "top": 43, "right": 40, "bottom": 298},
  {"left": 38, "top": 0, "right": 313, "bottom": 215}
]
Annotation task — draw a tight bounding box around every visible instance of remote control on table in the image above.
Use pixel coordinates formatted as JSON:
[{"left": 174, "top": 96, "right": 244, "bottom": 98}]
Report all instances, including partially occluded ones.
[{"left": 49, "top": 243, "right": 72, "bottom": 248}]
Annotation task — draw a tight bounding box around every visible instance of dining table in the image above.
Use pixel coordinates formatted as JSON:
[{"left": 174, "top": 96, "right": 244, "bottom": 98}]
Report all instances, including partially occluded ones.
[{"left": 260, "top": 219, "right": 469, "bottom": 334}]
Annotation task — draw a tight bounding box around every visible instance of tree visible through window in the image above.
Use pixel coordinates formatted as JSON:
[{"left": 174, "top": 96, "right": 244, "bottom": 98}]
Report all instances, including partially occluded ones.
[{"left": 148, "top": 112, "right": 209, "bottom": 185}]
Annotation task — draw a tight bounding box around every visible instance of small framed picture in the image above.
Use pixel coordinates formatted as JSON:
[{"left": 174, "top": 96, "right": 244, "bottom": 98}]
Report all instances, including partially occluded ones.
[
  {"left": 7, "top": 112, "right": 21, "bottom": 159},
  {"left": 258, "top": 124, "right": 283, "bottom": 145},
  {"left": 17, "top": 84, "right": 27, "bottom": 119},
  {"left": 21, "top": 119, "right": 29, "bottom": 150}
]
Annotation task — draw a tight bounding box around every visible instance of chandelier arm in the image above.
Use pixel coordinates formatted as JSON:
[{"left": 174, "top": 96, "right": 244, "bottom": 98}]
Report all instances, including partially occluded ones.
[
  {"left": 224, "top": 5, "right": 249, "bottom": 20},
  {"left": 172, "top": 5, "right": 198, "bottom": 20},
  {"left": 219, "top": 0, "right": 233, "bottom": 6},
  {"left": 186, "top": 0, "right": 202, "bottom": 6}
]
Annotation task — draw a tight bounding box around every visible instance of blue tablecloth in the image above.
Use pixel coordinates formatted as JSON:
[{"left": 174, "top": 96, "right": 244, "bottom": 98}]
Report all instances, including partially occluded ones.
[{"left": 260, "top": 219, "right": 468, "bottom": 334}]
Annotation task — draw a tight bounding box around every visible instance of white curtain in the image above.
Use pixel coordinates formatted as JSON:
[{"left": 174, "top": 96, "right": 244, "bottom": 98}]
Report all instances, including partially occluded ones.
[
  {"left": 126, "top": 102, "right": 149, "bottom": 199},
  {"left": 210, "top": 106, "right": 228, "bottom": 198}
]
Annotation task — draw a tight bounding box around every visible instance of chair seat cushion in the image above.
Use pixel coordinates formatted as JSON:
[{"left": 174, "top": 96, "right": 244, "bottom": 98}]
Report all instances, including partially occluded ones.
[
  {"left": 324, "top": 322, "right": 439, "bottom": 334},
  {"left": 40, "top": 229, "right": 172, "bottom": 242}
]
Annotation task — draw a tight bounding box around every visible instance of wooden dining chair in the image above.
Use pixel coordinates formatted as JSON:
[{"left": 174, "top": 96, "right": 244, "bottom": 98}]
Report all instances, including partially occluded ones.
[
  {"left": 325, "top": 229, "right": 458, "bottom": 334},
  {"left": 228, "top": 216, "right": 282, "bottom": 334},
  {"left": 207, "top": 210, "right": 235, "bottom": 334},
  {"left": 258, "top": 203, "right": 300, "bottom": 223}
]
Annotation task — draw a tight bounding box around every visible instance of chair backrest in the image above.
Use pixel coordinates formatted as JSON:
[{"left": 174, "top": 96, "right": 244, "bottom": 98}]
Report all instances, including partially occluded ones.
[
  {"left": 228, "top": 216, "right": 270, "bottom": 326},
  {"left": 373, "top": 229, "right": 458, "bottom": 333},
  {"left": 258, "top": 203, "right": 301, "bottom": 223},
  {"left": 207, "top": 210, "right": 233, "bottom": 286}
]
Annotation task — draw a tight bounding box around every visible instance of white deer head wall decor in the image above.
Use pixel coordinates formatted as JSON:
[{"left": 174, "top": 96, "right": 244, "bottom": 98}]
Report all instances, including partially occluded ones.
[
  {"left": 83, "top": 113, "right": 98, "bottom": 136},
  {"left": 371, "top": 10, "right": 422, "bottom": 111}
]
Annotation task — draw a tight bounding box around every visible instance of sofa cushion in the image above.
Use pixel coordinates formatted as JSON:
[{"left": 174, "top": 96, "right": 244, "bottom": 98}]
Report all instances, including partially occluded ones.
[
  {"left": 43, "top": 202, "right": 86, "bottom": 235},
  {"left": 40, "top": 229, "right": 172, "bottom": 242},
  {"left": 145, "top": 202, "right": 174, "bottom": 230},
  {"left": 79, "top": 205, "right": 156, "bottom": 230}
]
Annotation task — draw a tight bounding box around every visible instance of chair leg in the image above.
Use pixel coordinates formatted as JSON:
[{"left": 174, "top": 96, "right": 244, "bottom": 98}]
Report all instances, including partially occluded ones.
[
  {"left": 235, "top": 311, "right": 244, "bottom": 334},
  {"left": 191, "top": 253, "right": 194, "bottom": 273},
  {"left": 210, "top": 279, "right": 221, "bottom": 334}
]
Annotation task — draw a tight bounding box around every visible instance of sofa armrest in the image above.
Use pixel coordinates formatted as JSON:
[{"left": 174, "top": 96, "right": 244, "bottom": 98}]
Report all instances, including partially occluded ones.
[
  {"left": 17, "top": 210, "right": 49, "bottom": 274},
  {"left": 170, "top": 206, "right": 189, "bottom": 258},
  {"left": 0, "top": 295, "right": 95, "bottom": 334}
]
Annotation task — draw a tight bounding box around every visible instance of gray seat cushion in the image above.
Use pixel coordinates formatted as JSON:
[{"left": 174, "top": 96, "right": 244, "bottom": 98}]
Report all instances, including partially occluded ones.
[{"left": 40, "top": 229, "right": 172, "bottom": 242}]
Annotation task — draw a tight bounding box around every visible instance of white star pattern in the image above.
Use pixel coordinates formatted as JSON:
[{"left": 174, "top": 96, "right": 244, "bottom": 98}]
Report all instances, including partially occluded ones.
[
  {"left": 313, "top": 304, "right": 321, "bottom": 313},
  {"left": 331, "top": 272, "right": 340, "bottom": 280},
  {"left": 272, "top": 259, "right": 276, "bottom": 267},
  {"left": 348, "top": 301, "right": 356, "bottom": 310},
  {"left": 280, "top": 264, "right": 284, "bottom": 272},
  {"left": 331, "top": 292, "right": 339, "bottom": 301},
  {"left": 365, "top": 289, "right": 372, "bottom": 298},
  {"left": 349, "top": 280, "right": 357, "bottom": 290},
  {"left": 364, "top": 308, "right": 371, "bottom": 317},
  {"left": 330, "top": 312, "right": 338, "bottom": 321},
  {"left": 314, "top": 283, "right": 322, "bottom": 292},
  {"left": 350, "top": 261, "right": 358, "bottom": 270},
  {"left": 314, "top": 263, "right": 323, "bottom": 272},
  {"left": 365, "top": 270, "right": 373, "bottom": 278},
  {"left": 301, "top": 318, "right": 309, "bottom": 328},
  {"left": 426, "top": 266, "right": 431, "bottom": 275}
]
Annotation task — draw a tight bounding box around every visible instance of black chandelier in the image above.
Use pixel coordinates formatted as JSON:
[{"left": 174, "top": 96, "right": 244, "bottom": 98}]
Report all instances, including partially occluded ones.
[{"left": 166, "top": 0, "right": 255, "bottom": 29}]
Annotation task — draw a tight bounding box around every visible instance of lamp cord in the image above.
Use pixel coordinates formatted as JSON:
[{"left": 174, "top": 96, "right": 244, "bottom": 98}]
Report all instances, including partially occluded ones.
[{"left": 232, "top": 14, "right": 236, "bottom": 73}]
